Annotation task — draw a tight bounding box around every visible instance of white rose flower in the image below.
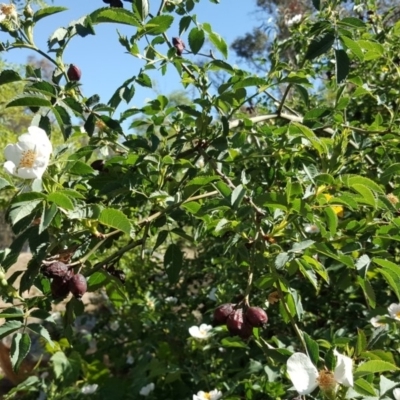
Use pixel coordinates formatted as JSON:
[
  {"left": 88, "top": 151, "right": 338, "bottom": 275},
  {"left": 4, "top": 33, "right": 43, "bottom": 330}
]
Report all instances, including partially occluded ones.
[
  {"left": 139, "top": 383, "right": 155, "bottom": 396},
  {"left": 81, "top": 384, "right": 98, "bottom": 394},
  {"left": 4, "top": 126, "right": 52, "bottom": 179},
  {"left": 388, "top": 303, "right": 400, "bottom": 320},
  {"left": 304, "top": 224, "right": 320, "bottom": 234},
  {"left": 286, "top": 351, "right": 353, "bottom": 395},
  {"left": 188, "top": 324, "right": 213, "bottom": 340},
  {"left": 393, "top": 388, "right": 400, "bottom": 400},
  {"left": 370, "top": 316, "right": 386, "bottom": 328},
  {"left": 193, "top": 389, "right": 222, "bottom": 400}
]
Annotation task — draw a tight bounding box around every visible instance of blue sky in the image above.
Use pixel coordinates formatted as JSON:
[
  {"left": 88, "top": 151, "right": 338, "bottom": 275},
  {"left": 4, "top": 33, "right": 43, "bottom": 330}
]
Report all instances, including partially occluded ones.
[{"left": 2, "top": 0, "right": 258, "bottom": 111}]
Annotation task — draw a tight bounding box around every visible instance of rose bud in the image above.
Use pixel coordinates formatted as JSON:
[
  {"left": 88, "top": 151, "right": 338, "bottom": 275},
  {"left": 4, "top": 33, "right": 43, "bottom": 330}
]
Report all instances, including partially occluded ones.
[
  {"left": 245, "top": 306, "right": 268, "bottom": 328},
  {"left": 43, "top": 261, "right": 70, "bottom": 280},
  {"left": 172, "top": 37, "right": 185, "bottom": 56},
  {"left": 67, "top": 64, "right": 82, "bottom": 81},
  {"left": 69, "top": 274, "right": 87, "bottom": 299},
  {"left": 51, "top": 276, "right": 71, "bottom": 300},
  {"left": 213, "top": 303, "right": 234, "bottom": 325},
  {"left": 226, "top": 309, "right": 253, "bottom": 340}
]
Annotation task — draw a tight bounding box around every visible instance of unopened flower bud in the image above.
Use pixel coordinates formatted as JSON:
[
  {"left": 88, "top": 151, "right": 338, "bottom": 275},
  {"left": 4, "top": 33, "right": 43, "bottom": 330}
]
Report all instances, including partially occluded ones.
[{"left": 67, "top": 64, "right": 82, "bottom": 82}]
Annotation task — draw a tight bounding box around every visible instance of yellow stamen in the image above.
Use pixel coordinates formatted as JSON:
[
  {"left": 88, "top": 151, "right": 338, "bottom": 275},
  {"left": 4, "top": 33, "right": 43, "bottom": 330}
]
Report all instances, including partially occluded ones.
[
  {"left": 19, "top": 149, "right": 37, "bottom": 168},
  {"left": 317, "top": 370, "right": 336, "bottom": 392},
  {"left": 0, "top": 3, "right": 16, "bottom": 17}
]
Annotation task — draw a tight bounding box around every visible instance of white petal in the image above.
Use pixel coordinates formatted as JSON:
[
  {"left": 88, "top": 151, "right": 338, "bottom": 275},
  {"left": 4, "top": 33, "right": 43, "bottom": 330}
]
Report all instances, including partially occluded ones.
[
  {"left": 3, "top": 160, "right": 16, "bottom": 176},
  {"left": 189, "top": 326, "right": 200, "bottom": 338},
  {"left": 15, "top": 167, "right": 43, "bottom": 179},
  {"left": 28, "top": 126, "right": 52, "bottom": 154},
  {"left": 333, "top": 350, "right": 353, "bottom": 387},
  {"left": 4, "top": 144, "right": 21, "bottom": 164},
  {"left": 209, "top": 389, "right": 223, "bottom": 400},
  {"left": 393, "top": 388, "right": 400, "bottom": 400},
  {"left": 0, "top": 13, "right": 5, "bottom": 22},
  {"left": 193, "top": 391, "right": 206, "bottom": 400},
  {"left": 388, "top": 303, "right": 400, "bottom": 320},
  {"left": 286, "top": 352, "right": 319, "bottom": 395}
]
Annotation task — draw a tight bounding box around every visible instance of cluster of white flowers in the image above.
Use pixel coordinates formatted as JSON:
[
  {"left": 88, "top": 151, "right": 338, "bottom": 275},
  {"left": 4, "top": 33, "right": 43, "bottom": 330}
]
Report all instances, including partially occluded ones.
[
  {"left": 287, "top": 350, "right": 353, "bottom": 396},
  {"left": 3, "top": 126, "right": 52, "bottom": 180},
  {"left": 188, "top": 324, "right": 213, "bottom": 340},
  {"left": 193, "top": 389, "right": 222, "bottom": 400}
]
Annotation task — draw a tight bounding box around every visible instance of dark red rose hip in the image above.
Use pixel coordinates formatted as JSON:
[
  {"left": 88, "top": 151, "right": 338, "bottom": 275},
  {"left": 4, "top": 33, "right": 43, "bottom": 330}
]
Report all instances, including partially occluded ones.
[
  {"left": 213, "top": 303, "right": 235, "bottom": 325},
  {"left": 69, "top": 274, "right": 87, "bottom": 299},
  {"left": 245, "top": 306, "right": 268, "bottom": 328},
  {"left": 51, "top": 276, "right": 70, "bottom": 299},
  {"left": 226, "top": 309, "right": 253, "bottom": 340},
  {"left": 172, "top": 37, "right": 185, "bottom": 56},
  {"left": 43, "top": 261, "right": 70, "bottom": 279},
  {"left": 67, "top": 64, "right": 82, "bottom": 81}
]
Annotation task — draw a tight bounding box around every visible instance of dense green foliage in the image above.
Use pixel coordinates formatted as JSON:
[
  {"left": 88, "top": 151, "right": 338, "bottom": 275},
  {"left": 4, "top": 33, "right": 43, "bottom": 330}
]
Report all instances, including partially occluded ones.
[{"left": 1, "top": 0, "right": 400, "bottom": 399}]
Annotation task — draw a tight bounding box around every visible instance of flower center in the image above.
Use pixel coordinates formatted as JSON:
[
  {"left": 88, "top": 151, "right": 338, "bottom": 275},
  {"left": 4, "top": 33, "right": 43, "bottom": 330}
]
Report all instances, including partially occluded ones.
[
  {"left": 1, "top": 4, "right": 16, "bottom": 17},
  {"left": 396, "top": 311, "right": 400, "bottom": 319},
  {"left": 204, "top": 394, "right": 211, "bottom": 400},
  {"left": 317, "top": 370, "right": 336, "bottom": 392},
  {"left": 19, "top": 149, "right": 37, "bottom": 169}
]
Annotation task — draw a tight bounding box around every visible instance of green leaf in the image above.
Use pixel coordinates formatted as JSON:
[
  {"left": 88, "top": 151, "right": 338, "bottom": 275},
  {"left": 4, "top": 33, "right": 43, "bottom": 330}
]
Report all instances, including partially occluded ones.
[
  {"left": 68, "top": 161, "right": 95, "bottom": 175},
  {"left": 153, "top": 230, "right": 169, "bottom": 252},
  {"left": 39, "top": 203, "right": 58, "bottom": 234},
  {"left": 303, "top": 332, "right": 319, "bottom": 366},
  {"left": 33, "top": 6, "right": 67, "bottom": 23},
  {"left": 8, "top": 200, "right": 42, "bottom": 226},
  {"left": 324, "top": 207, "right": 338, "bottom": 235},
  {"left": 188, "top": 27, "right": 205, "bottom": 54},
  {"left": 0, "top": 177, "right": 13, "bottom": 190},
  {"left": 354, "top": 378, "right": 377, "bottom": 397},
  {"left": 357, "top": 276, "right": 376, "bottom": 308},
  {"left": 164, "top": 244, "right": 183, "bottom": 284},
  {"left": 52, "top": 105, "right": 72, "bottom": 140},
  {"left": 356, "top": 329, "right": 367, "bottom": 356},
  {"left": 335, "top": 49, "right": 350, "bottom": 84},
  {"left": 0, "top": 70, "right": 21, "bottom": 85},
  {"left": 208, "top": 32, "right": 228, "bottom": 59},
  {"left": 231, "top": 184, "right": 246, "bottom": 209},
  {"left": 0, "top": 321, "right": 23, "bottom": 339},
  {"left": 186, "top": 176, "right": 219, "bottom": 187},
  {"left": 291, "top": 122, "right": 327, "bottom": 155},
  {"left": 7, "top": 96, "right": 52, "bottom": 108},
  {"left": 341, "top": 175, "right": 384, "bottom": 193},
  {"left": 99, "top": 208, "right": 132, "bottom": 235},
  {"left": 356, "top": 360, "right": 398, "bottom": 376},
  {"left": 305, "top": 32, "right": 335, "bottom": 60},
  {"left": 27, "top": 323, "right": 54, "bottom": 347},
  {"left": 179, "top": 15, "right": 191, "bottom": 35},
  {"left": 340, "top": 36, "right": 364, "bottom": 61},
  {"left": 134, "top": 0, "right": 149, "bottom": 21},
  {"left": 47, "top": 192, "right": 74, "bottom": 210},
  {"left": 89, "top": 7, "right": 141, "bottom": 27},
  {"left": 351, "top": 184, "right": 376, "bottom": 207},
  {"left": 10, "top": 333, "right": 31, "bottom": 372},
  {"left": 221, "top": 337, "right": 249, "bottom": 348},
  {"left": 144, "top": 15, "right": 174, "bottom": 35}
]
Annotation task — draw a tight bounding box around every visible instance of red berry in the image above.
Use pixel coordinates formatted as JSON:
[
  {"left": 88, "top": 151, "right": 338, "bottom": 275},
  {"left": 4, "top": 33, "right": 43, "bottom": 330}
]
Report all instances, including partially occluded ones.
[
  {"left": 213, "top": 303, "right": 235, "bottom": 325},
  {"left": 69, "top": 274, "right": 87, "bottom": 299},
  {"left": 67, "top": 64, "right": 81, "bottom": 81},
  {"left": 226, "top": 309, "right": 253, "bottom": 340},
  {"left": 245, "top": 306, "right": 268, "bottom": 328}
]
